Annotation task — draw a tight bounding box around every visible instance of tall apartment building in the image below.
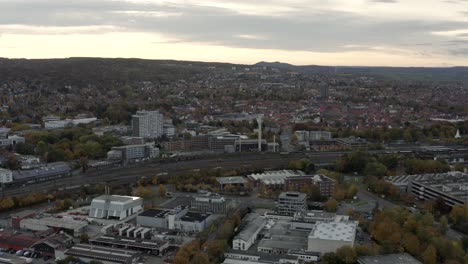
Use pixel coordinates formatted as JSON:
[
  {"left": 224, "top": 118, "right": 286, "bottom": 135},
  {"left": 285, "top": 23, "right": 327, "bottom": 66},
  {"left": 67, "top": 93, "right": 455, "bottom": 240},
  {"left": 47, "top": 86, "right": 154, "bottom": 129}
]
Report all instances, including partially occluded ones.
[
  {"left": 132, "top": 110, "right": 164, "bottom": 138},
  {"left": 276, "top": 192, "right": 307, "bottom": 216}
]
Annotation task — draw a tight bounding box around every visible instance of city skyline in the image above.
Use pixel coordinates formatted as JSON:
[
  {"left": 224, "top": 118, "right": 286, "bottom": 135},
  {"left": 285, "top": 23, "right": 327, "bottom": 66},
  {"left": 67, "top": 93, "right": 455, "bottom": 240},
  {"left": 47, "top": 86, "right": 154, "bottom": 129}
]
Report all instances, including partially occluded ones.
[{"left": 1, "top": 0, "right": 468, "bottom": 67}]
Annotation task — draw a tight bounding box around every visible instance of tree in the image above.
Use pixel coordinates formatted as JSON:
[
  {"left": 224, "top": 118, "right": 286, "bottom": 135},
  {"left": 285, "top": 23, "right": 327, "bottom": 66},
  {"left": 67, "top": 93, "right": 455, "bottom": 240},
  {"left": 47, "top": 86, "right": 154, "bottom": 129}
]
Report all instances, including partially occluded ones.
[
  {"left": 158, "top": 184, "right": 167, "bottom": 198},
  {"left": 402, "top": 233, "right": 420, "bottom": 256},
  {"left": 336, "top": 246, "right": 357, "bottom": 264},
  {"left": 422, "top": 245, "right": 437, "bottom": 264},
  {"left": 80, "top": 233, "right": 89, "bottom": 243},
  {"left": 364, "top": 162, "right": 388, "bottom": 177},
  {"left": 324, "top": 198, "right": 338, "bottom": 212},
  {"left": 439, "top": 215, "right": 448, "bottom": 234},
  {"left": 190, "top": 252, "right": 210, "bottom": 264},
  {"left": 15, "top": 142, "right": 35, "bottom": 155}
]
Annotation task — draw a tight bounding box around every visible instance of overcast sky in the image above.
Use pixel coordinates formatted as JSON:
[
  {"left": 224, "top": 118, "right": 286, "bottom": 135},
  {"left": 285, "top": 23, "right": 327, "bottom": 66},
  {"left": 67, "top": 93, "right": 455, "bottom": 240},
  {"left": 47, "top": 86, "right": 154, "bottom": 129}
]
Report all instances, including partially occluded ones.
[{"left": 1, "top": 0, "right": 468, "bottom": 66}]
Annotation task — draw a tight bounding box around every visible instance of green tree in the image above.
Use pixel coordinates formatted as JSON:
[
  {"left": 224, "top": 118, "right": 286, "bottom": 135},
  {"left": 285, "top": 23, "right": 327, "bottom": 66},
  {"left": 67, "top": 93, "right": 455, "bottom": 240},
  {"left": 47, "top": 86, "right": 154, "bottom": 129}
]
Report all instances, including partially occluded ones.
[
  {"left": 439, "top": 216, "right": 448, "bottom": 234},
  {"left": 80, "top": 233, "right": 89, "bottom": 243},
  {"left": 364, "top": 162, "right": 388, "bottom": 177}
]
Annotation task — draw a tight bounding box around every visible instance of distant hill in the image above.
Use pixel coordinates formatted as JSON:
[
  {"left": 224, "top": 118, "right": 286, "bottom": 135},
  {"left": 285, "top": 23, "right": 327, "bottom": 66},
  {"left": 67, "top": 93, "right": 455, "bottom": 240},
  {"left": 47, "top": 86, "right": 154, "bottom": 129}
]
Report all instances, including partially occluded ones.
[
  {"left": 254, "top": 61, "right": 468, "bottom": 82},
  {"left": 0, "top": 58, "right": 467, "bottom": 84}
]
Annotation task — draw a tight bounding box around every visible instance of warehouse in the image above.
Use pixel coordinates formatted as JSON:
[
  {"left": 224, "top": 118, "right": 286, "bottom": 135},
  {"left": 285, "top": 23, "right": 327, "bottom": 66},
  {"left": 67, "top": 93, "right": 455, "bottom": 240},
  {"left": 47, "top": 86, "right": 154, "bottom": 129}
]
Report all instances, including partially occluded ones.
[
  {"left": 20, "top": 217, "right": 87, "bottom": 237},
  {"left": 90, "top": 235, "right": 169, "bottom": 256},
  {"left": 63, "top": 244, "right": 140, "bottom": 264},
  {"left": 89, "top": 195, "right": 143, "bottom": 220}
]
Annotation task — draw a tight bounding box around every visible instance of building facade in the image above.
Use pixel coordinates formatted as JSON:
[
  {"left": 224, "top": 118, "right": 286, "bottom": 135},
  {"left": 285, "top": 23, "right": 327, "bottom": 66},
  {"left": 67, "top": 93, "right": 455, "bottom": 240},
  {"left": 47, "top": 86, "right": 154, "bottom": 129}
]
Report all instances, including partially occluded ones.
[
  {"left": 89, "top": 195, "right": 143, "bottom": 220},
  {"left": 276, "top": 192, "right": 307, "bottom": 216},
  {"left": 285, "top": 175, "right": 335, "bottom": 197},
  {"left": 132, "top": 110, "right": 164, "bottom": 138}
]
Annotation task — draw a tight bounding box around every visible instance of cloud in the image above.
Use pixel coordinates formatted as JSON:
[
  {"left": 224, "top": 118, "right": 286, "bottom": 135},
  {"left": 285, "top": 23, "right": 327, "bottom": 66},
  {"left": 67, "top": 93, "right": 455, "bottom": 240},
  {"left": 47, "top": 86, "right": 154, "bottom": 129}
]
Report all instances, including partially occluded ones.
[
  {"left": 369, "top": 0, "right": 398, "bottom": 3},
  {"left": 0, "top": 0, "right": 468, "bottom": 60}
]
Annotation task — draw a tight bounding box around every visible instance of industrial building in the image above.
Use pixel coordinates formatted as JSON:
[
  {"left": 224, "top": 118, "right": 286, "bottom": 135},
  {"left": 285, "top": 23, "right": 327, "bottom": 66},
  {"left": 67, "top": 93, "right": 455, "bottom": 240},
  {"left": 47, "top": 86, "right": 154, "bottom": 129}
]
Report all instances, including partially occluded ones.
[
  {"left": 216, "top": 176, "right": 249, "bottom": 191},
  {"left": 232, "top": 213, "right": 266, "bottom": 251},
  {"left": 10, "top": 210, "right": 36, "bottom": 229},
  {"left": 10, "top": 162, "right": 72, "bottom": 186},
  {"left": 31, "top": 233, "right": 74, "bottom": 257},
  {"left": 223, "top": 250, "right": 300, "bottom": 264},
  {"left": 307, "top": 220, "right": 357, "bottom": 254},
  {"left": 248, "top": 170, "right": 305, "bottom": 189},
  {"left": 385, "top": 171, "right": 468, "bottom": 207},
  {"left": 20, "top": 217, "right": 88, "bottom": 237},
  {"left": 191, "top": 193, "right": 231, "bottom": 214},
  {"left": 90, "top": 235, "right": 169, "bottom": 256},
  {"left": 358, "top": 253, "right": 422, "bottom": 264},
  {"left": 276, "top": 192, "right": 307, "bottom": 216},
  {"left": 0, "top": 231, "right": 39, "bottom": 251},
  {"left": 285, "top": 174, "right": 336, "bottom": 197},
  {"left": 132, "top": 110, "right": 164, "bottom": 138},
  {"left": 62, "top": 244, "right": 140, "bottom": 264},
  {"left": 136, "top": 207, "right": 214, "bottom": 232},
  {"left": 89, "top": 195, "right": 143, "bottom": 220}
]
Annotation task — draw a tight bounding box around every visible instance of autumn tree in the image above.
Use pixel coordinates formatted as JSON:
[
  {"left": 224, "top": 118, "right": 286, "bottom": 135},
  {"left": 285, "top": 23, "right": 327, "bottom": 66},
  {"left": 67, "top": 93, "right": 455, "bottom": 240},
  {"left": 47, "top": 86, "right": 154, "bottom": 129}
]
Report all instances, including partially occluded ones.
[
  {"left": 324, "top": 198, "right": 338, "bottom": 212},
  {"left": 158, "top": 184, "right": 167, "bottom": 198},
  {"left": 422, "top": 245, "right": 437, "bottom": 264}
]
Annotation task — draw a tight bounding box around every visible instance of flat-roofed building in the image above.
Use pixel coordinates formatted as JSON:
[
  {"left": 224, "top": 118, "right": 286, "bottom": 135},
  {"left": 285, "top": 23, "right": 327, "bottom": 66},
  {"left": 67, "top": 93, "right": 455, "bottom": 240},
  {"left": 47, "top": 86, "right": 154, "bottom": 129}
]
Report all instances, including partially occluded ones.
[
  {"left": 307, "top": 220, "right": 357, "bottom": 254},
  {"left": 0, "top": 168, "right": 12, "bottom": 184},
  {"left": 191, "top": 193, "right": 230, "bottom": 214},
  {"left": 132, "top": 110, "right": 164, "bottom": 138},
  {"left": 358, "top": 253, "right": 422, "bottom": 264},
  {"left": 63, "top": 244, "right": 140, "bottom": 264},
  {"left": 20, "top": 217, "right": 87, "bottom": 237},
  {"left": 10, "top": 210, "right": 36, "bottom": 229},
  {"left": 276, "top": 192, "right": 307, "bottom": 216},
  {"left": 385, "top": 171, "right": 468, "bottom": 208},
  {"left": 90, "top": 235, "right": 168, "bottom": 256},
  {"left": 223, "top": 250, "right": 299, "bottom": 264},
  {"left": 89, "top": 195, "right": 143, "bottom": 220},
  {"left": 11, "top": 162, "right": 71, "bottom": 186},
  {"left": 137, "top": 207, "right": 213, "bottom": 232}
]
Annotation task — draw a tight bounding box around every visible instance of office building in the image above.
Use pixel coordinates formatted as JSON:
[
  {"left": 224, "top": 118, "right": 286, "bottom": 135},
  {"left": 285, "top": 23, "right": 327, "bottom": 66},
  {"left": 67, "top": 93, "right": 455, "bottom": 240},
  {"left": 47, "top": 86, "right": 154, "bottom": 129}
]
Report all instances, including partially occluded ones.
[
  {"left": 89, "top": 195, "right": 143, "bottom": 220},
  {"left": 191, "top": 193, "right": 230, "bottom": 214},
  {"left": 320, "top": 82, "right": 329, "bottom": 99},
  {"left": 0, "top": 168, "right": 13, "bottom": 184},
  {"left": 132, "top": 110, "right": 164, "bottom": 138},
  {"left": 217, "top": 176, "right": 248, "bottom": 191},
  {"left": 107, "top": 143, "right": 160, "bottom": 162},
  {"left": 276, "top": 192, "right": 307, "bottom": 216},
  {"left": 295, "top": 131, "right": 332, "bottom": 141},
  {"left": 307, "top": 220, "right": 357, "bottom": 254},
  {"left": 285, "top": 175, "right": 335, "bottom": 197}
]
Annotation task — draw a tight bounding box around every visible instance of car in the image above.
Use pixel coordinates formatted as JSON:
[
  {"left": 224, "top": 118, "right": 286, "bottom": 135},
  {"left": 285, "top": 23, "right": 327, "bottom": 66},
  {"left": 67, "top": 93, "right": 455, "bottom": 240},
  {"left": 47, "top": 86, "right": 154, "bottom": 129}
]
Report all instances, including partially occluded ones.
[{"left": 16, "top": 250, "right": 23, "bottom": 256}]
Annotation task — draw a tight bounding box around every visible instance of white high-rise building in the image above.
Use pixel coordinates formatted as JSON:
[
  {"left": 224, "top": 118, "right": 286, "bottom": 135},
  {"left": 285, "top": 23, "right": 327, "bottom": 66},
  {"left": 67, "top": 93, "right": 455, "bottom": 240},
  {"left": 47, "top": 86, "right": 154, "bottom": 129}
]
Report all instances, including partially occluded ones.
[{"left": 132, "top": 110, "right": 164, "bottom": 138}]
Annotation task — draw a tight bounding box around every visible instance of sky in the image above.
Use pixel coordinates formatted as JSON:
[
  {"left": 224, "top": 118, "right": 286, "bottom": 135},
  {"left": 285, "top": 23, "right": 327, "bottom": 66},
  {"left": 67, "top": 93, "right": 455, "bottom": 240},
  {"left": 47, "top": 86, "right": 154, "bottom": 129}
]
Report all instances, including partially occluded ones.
[{"left": 1, "top": 0, "right": 468, "bottom": 66}]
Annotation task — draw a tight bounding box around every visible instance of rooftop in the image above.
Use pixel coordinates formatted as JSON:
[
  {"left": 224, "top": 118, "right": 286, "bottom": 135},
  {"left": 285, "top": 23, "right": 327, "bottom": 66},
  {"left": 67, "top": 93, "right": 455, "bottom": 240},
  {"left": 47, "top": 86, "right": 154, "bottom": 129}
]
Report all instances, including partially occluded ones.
[
  {"left": 92, "top": 195, "right": 142, "bottom": 203},
  {"left": 66, "top": 244, "right": 138, "bottom": 263},
  {"left": 309, "top": 221, "right": 357, "bottom": 242},
  {"left": 216, "top": 176, "right": 248, "bottom": 185},
  {"left": 358, "top": 253, "right": 422, "bottom": 264},
  {"left": 234, "top": 214, "right": 266, "bottom": 242},
  {"left": 279, "top": 192, "right": 307, "bottom": 200},
  {"left": 179, "top": 212, "right": 211, "bottom": 222},
  {"left": 10, "top": 210, "right": 36, "bottom": 219},
  {"left": 12, "top": 162, "right": 71, "bottom": 181}
]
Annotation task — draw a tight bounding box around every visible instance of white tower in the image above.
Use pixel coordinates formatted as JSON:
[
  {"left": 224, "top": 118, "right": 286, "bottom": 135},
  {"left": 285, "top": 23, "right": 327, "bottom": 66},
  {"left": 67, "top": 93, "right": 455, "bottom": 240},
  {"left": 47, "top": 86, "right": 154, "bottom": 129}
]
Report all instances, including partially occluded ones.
[
  {"left": 455, "top": 129, "right": 461, "bottom": 139},
  {"left": 257, "top": 115, "right": 263, "bottom": 152}
]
